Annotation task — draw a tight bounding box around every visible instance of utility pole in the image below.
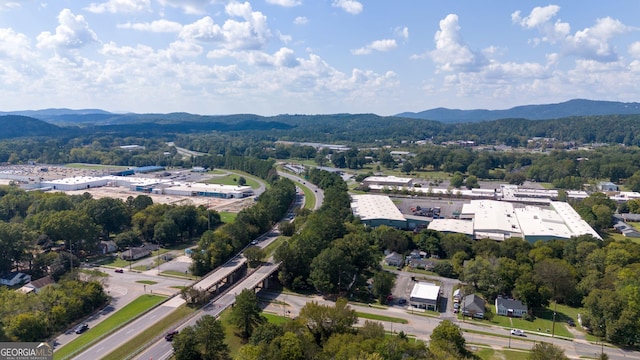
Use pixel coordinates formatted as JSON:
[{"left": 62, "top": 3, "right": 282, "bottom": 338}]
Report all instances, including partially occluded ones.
[{"left": 551, "top": 300, "right": 557, "bottom": 337}]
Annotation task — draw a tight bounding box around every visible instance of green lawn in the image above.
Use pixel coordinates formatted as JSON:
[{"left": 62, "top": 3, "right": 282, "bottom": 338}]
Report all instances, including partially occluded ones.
[
  {"left": 484, "top": 312, "right": 573, "bottom": 339},
  {"left": 203, "top": 171, "right": 264, "bottom": 190},
  {"left": 136, "top": 280, "right": 158, "bottom": 285},
  {"left": 101, "top": 304, "right": 195, "bottom": 360},
  {"left": 263, "top": 313, "right": 291, "bottom": 325},
  {"left": 54, "top": 294, "right": 166, "bottom": 360},
  {"left": 161, "top": 270, "right": 198, "bottom": 280},
  {"left": 356, "top": 312, "right": 408, "bottom": 324},
  {"left": 262, "top": 235, "right": 286, "bottom": 257},
  {"left": 220, "top": 211, "right": 238, "bottom": 223},
  {"left": 79, "top": 269, "right": 108, "bottom": 277},
  {"left": 297, "top": 181, "right": 316, "bottom": 209},
  {"left": 474, "top": 347, "right": 530, "bottom": 360},
  {"left": 96, "top": 256, "right": 130, "bottom": 268}
]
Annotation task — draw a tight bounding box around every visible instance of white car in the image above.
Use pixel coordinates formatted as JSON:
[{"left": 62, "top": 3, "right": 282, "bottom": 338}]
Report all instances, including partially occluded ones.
[{"left": 510, "top": 329, "right": 525, "bottom": 336}]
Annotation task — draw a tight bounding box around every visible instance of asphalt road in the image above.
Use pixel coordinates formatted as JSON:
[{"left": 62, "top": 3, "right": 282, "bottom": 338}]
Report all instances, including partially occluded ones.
[
  {"left": 277, "top": 171, "right": 323, "bottom": 210},
  {"left": 259, "top": 292, "right": 640, "bottom": 360},
  {"left": 54, "top": 268, "right": 187, "bottom": 350}
]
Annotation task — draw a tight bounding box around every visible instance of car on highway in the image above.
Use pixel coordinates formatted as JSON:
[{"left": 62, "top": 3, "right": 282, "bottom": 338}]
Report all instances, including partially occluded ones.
[
  {"left": 114, "top": 268, "right": 124, "bottom": 273},
  {"left": 165, "top": 330, "right": 179, "bottom": 341},
  {"left": 75, "top": 323, "right": 89, "bottom": 334},
  {"left": 510, "top": 329, "right": 525, "bottom": 336}
]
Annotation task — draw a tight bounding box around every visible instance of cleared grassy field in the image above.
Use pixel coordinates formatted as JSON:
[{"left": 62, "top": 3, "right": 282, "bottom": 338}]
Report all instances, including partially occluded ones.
[
  {"left": 219, "top": 211, "right": 238, "bottom": 223},
  {"left": 54, "top": 294, "right": 166, "bottom": 360}
]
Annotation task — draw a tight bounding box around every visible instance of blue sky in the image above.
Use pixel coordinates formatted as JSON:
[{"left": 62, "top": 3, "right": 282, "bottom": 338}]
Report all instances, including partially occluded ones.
[{"left": 0, "top": 1, "right": 639, "bottom": 116}]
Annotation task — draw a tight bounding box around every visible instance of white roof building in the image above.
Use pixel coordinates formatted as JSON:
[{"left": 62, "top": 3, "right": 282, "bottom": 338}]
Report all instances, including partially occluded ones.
[
  {"left": 163, "top": 183, "right": 253, "bottom": 199},
  {"left": 461, "top": 200, "right": 523, "bottom": 239},
  {"left": 351, "top": 194, "right": 406, "bottom": 226},
  {"left": 427, "top": 219, "right": 474, "bottom": 236},
  {"left": 409, "top": 282, "right": 440, "bottom": 310},
  {"left": 362, "top": 176, "right": 413, "bottom": 188},
  {"left": 434, "top": 199, "right": 601, "bottom": 241},
  {"left": 551, "top": 201, "right": 602, "bottom": 240}
]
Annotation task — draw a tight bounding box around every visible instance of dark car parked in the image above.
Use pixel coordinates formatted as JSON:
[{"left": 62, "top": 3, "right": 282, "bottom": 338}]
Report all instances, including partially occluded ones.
[{"left": 75, "top": 323, "right": 89, "bottom": 334}]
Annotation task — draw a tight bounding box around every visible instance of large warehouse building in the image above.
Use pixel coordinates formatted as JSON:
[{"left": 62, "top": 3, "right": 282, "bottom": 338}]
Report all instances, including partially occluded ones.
[
  {"left": 351, "top": 194, "right": 429, "bottom": 229},
  {"left": 40, "top": 176, "right": 253, "bottom": 199},
  {"left": 428, "top": 199, "right": 601, "bottom": 241}
]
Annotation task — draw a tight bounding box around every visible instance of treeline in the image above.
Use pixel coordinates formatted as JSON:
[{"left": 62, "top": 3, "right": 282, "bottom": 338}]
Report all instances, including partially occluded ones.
[
  {"left": 173, "top": 292, "right": 494, "bottom": 360},
  {"left": 190, "top": 177, "right": 296, "bottom": 276},
  {"left": 0, "top": 280, "right": 107, "bottom": 341},
  {"left": 0, "top": 185, "right": 221, "bottom": 279}
]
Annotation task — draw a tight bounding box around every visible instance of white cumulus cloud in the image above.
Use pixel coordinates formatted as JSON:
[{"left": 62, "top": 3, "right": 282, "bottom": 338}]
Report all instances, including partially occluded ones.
[
  {"left": 512, "top": 5, "right": 569, "bottom": 44},
  {"left": 629, "top": 42, "right": 640, "bottom": 59},
  {"left": 565, "top": 17, "right": 630, "bottom": 61},
  {"left": 37, "top": 9, "right": 99, "bottom": 51},
  {"left": 294, "top": 16, "right": 308, "bottom": 25},
  {"left": 430, "top": 14, "right": 486, "bottom": 72},
  {"left": 266, "top": 0, "right": 301, "bottom": 7},
  {"left": 514, "top": 5, "right": 633, "bottom": 62},
  {"left": 85, "top": 0, "right": 150, "bottom": 13},
  {"left": 0, "top": 1, "right": 21, "bottom": 10},
  {"left": 117, "top": 19, "right": 183, "bottom": 32},
  {"left": 332, "top": 0, "right": 362, "bottom": 15},
  {"left": 180, "top": 16, "right": 224, "bottom": 41},
  {"left": 352, "top": 39, "right": 397, "bottom": 55},
  {"left": 0, "top": 28, "right": 33, "bottom": 59},
  {"left": 395, "top": 26, "right": 409, "bottom": 41},
  {"left": 157, "top": 0, "right": 212, "bottom": 14}
]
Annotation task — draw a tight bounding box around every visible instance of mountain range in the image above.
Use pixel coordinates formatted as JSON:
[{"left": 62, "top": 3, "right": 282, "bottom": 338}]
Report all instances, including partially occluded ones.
[
  {"left": 396, "top": 99, "right": 640, "bottom": 123},
  {"left": 2, "top": 99, "right": 640, "bottom": 125}
]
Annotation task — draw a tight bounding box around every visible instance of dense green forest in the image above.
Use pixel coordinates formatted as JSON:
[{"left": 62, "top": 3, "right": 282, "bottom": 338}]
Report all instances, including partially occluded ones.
[{"left": 4, "top": 112, "right": 640, "bottom": 146}]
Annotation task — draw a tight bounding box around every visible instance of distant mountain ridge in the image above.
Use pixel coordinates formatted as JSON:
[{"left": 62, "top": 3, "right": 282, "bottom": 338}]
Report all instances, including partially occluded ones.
[
  {"left": 3, "top": 99, "right": 640, "bottom": 125},
  {"left": 396, "top": 99, "right": 640, "bottom": 123}
]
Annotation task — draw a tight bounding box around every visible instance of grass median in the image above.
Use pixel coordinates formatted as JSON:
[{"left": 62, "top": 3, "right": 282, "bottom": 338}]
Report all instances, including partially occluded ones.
[
  {"left": 54, "top": 294, "right": 166, "bottom": 360},
  {"left": 356, "top": 312, "right": 408, "bottom": 324},
  {"left": 102, "top": 304, "right": 195, "bottom": 360}
]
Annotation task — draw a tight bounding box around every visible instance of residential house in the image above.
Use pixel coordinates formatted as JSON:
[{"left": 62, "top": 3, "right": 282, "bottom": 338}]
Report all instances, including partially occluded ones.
[
  {"left": 121, "top": 247, "right": 151, "bottom": 261},
  {"left": 461, "top": 294, "right": 486, "bottom": 319},
  {"left": 0, "top": 272, "right": 32, "bottom": 287},
  {"left": 384, "top": 252, "right": 404, "bottom": 267},
  {"left": 407, "top": 258, "right": 436, "bottom": 270},
  {"left": 18, "top": 276, "right": 55, "bottom": 294},
  {"left": 495, "top": 297, "right": 528, "bottom": 318},
  {"left": 99, "top": 240, "right": 118, "bottom": 254}
]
